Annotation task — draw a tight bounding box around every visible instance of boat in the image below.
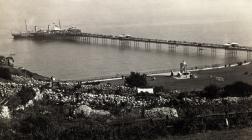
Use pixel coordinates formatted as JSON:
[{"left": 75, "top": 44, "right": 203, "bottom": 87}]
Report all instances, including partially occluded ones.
[
  {"left": 12, "top": 23, "right": 82, "bottom": 40},
  {"left": 12, "top": 32, "right": 34, "bottom": 39}
]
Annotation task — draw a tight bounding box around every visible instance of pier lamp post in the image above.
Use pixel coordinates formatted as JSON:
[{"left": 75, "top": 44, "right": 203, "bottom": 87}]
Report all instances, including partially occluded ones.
[
  {"left": 34, "top": 26, "right": 37, "bottom": 32},
  {"left": 47, "top": 25, "right": 50, "bottom": 32}
]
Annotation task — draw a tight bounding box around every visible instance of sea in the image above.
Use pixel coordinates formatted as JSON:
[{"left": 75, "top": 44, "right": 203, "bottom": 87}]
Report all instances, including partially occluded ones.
[{"left": 1, "top": 0, "right": 252, "bottom": 80}]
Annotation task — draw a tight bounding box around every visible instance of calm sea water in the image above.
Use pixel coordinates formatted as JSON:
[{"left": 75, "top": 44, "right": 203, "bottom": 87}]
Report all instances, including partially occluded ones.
[{"left": 1, "top": 0, "right": 252, "bottom": 80}]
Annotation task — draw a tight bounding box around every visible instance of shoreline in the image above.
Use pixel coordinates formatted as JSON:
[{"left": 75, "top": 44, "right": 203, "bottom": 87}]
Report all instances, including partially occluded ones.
[
  {"left": 150, "top": 61, "right": 251, "bottom": 77},
  {"left": 63, "top": 60, "right": 251, "bottom": 83},
  {"left": 3, "top": 60, "right": 251, "bottom": 91}
]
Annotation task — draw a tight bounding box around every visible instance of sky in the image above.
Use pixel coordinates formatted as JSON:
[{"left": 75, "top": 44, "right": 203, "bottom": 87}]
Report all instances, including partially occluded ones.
[{"left": 0, "top": 0, "right": 252, "bottom": 31}]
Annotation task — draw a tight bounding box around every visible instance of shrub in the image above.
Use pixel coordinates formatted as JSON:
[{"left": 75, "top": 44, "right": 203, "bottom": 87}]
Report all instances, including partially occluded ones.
[
  {"left": 154, "top": 86, "right": 164, "bottom": 93},
  {"left": 17, "top": 114, "right": 58, "bottom": 140},
  {"left": 223, "top": 81, "right": 252, "bottom": 97},
  {"left": 0, "top": 118, "right": 13, "bottom": 139},
  {"left": 125, "top": 72, "right": 147, "bottom": 88},
  {"left": 237, "top": 62, "right": 243, "bottom": 66},
  {"left": 0, "top": 67, "right": 11, "bottom": 80},
  {"left": 0, "top": 56, "right": 6, "bottom": 65},
  {"left": 202, "top": 84, "right": 221, "bottom": 99},
  {"left": 7, "top": 95, "right": 22, "bottom": 110},
  {"left": 17, "top": 86, "right": 36, "bottom": 105}
]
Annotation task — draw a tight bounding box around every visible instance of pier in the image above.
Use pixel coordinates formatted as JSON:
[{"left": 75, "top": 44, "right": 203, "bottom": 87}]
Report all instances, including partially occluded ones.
[{"left": 12, "top": 30, "right": 252, "bottom": 59}]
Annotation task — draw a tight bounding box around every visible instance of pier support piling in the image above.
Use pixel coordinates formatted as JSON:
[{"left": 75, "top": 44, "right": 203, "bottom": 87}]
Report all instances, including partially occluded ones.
[
  {"left": 168, "top": 44, "right": 177, "bottom": 52},
  {"left": 134, "top": 41, "right": 139, "bottom": 48},
  {"left": 156, "top": 43, "right": 161, "bottom": 48},
  {"left": 102, "top": 38, "right": 107, "bottom": 45},
  {"left": 211, "top": 48, "right": 217, "bottom": 56},
  {"left": 197, "top": 46, "right": 203, "bottom": 55},
  {"left": 247, "top": 51, "right": 251, "bottom": 60},
  {"left": 111, "top": 39, "right": 117, "bottom": 46},
  {"left": 183, "top": 47, "right": 189, "bottom": 55},
  {"left": 95, "top": 38, "right": 99, "bottom": 44},
  {"left": 145, "top": 42, "right": 150, "bottom": 48},
  {"left": 225, "top": 49, "right": 238, "bottom": 57}
]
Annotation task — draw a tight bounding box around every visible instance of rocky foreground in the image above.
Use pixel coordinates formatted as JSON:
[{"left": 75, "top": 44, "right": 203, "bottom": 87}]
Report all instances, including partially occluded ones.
[{"left": 1, "top": 64, "right": 252, "bottom": 140}]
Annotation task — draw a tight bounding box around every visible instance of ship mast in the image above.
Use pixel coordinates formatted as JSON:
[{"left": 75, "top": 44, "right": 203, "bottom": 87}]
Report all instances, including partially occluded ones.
[
  {"left": 48, "top": 25, "right": 50, "bottom": 31},
  {"left": 34, "top": 26, "right": 37, "bottom": 32},
  {"left": 58, "top": 20, "right": 62, "bottom": 29},
  {"left": 25, "top": 20, "right": 28, "bottom": 32}
]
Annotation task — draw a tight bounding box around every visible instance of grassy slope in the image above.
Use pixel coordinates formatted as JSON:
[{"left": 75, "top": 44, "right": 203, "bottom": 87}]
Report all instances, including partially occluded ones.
[
  {"left": 99, "top": 63, "right": 252, "bottom": 91},
  {"left": 148, "top": 63, "right": 252, "bottom": 91}
]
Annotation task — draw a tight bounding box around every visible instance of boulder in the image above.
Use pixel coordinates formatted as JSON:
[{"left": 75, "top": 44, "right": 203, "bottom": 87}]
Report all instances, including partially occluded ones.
[
  {"left": 74, "top": 105, "right": 92, "bottom": 117},
  {"left": 0, "top": 106, "right": 11, "bottom": 119},
  {"left": 145, "top": 107, "right": 178, "bottom": 119},
  {"left": 91, "top": 110, "right": 111, "bottom": 117}
]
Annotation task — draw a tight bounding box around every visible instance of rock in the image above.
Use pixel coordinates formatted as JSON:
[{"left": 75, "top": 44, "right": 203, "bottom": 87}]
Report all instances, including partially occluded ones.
[
  {"left": 16, "top": 105, "right": 25, "bottom": 111},
  {"left": 145, "top": 107, "right": 178, "bottom": 119},
  {"left": 74, "top": 105, "right": 111, "bottom": 118},
  {"left": 91, "top": 110, "right": 111, "bottom": 117},
  {"left": 25, "top": 100, "right": 34, "bottom": 107},
  {"left": 0, "top": 106, "right": 11, "bottom": 119},
  {"left": 74, "top": 105, "right": 92, "bottom": 117},
  {"left": 33, "top": 88, "right": 43, "bottom": 101}
]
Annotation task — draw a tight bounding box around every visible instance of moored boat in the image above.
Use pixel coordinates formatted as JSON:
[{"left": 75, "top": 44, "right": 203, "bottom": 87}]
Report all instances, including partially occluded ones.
[{"left": 12, "top": 32, "right": 33, "bottom": 39}]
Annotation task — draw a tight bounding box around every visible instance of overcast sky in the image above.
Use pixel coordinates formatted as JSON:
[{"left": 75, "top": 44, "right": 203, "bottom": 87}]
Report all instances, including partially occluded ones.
[{"left": 1, "top": 0, "right": 252, "bottom": 29}]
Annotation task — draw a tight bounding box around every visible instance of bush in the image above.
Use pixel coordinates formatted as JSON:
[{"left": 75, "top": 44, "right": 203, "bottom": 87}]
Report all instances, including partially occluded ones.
[
  {"left": 0, "top": 56, "right": 6, "bottom": 65},
  {"left": 125, "top": 72, "right": 147, "bottom": 88},
  {"left": 17, "top": 86, "right": 36, "bottom": 105},
  {"left": 237, "top": 62, "right": 243, "bottom": 66},
  {"left": 154, "top": 86, "right": 164, "bottom": 93},
  {"left": 0, "top": 67, "right": 12, "bottom": 80},
  {"left": 223, "top": 81, "right": 252, "bottom": 97},
  {"left": 6, "top": 95, "right": 22, "bottom": 110},
  {"left": 0, "top": 118, "right": 13, "bottom": 139},
  {"left": 17, "top": 114, "right": 58, "bottom": 140},
  {"left": 202, "top": 84, "right": 221, "bottom": 99}
]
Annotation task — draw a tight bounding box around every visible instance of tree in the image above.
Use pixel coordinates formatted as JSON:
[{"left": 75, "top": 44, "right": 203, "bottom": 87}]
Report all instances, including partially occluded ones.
[
  {"left": 125, "top": 72, "right": 147, "bottom": 88},
  {"left": 5, "top": 57, "right": 14, "bottom": 67},
  {"left": 0, "top": 67, "right": 11, "bottom": 80},
  {"left": 223, "top": 81, "right": 252, "bottom": 97},
  {"left": 0, "top": 56, "right": 6, "bottom": 65},
  {"left": 0, "top": 56, "right": 14, "bottom": 67},
  {"left": 153, "top": 86, "right": 164, "bottom": 93},
  {"left": 203, "top": 84, "right": 221, "bottom": 99},
  {"left": 17, "top": 86, "right": 36, "bottom": 105},
  {"left": 0, "top": 118, "right": 13, "bottom": 139},
  {"left": 18, "top": 114, "right": 58, "bottom": 140}
]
